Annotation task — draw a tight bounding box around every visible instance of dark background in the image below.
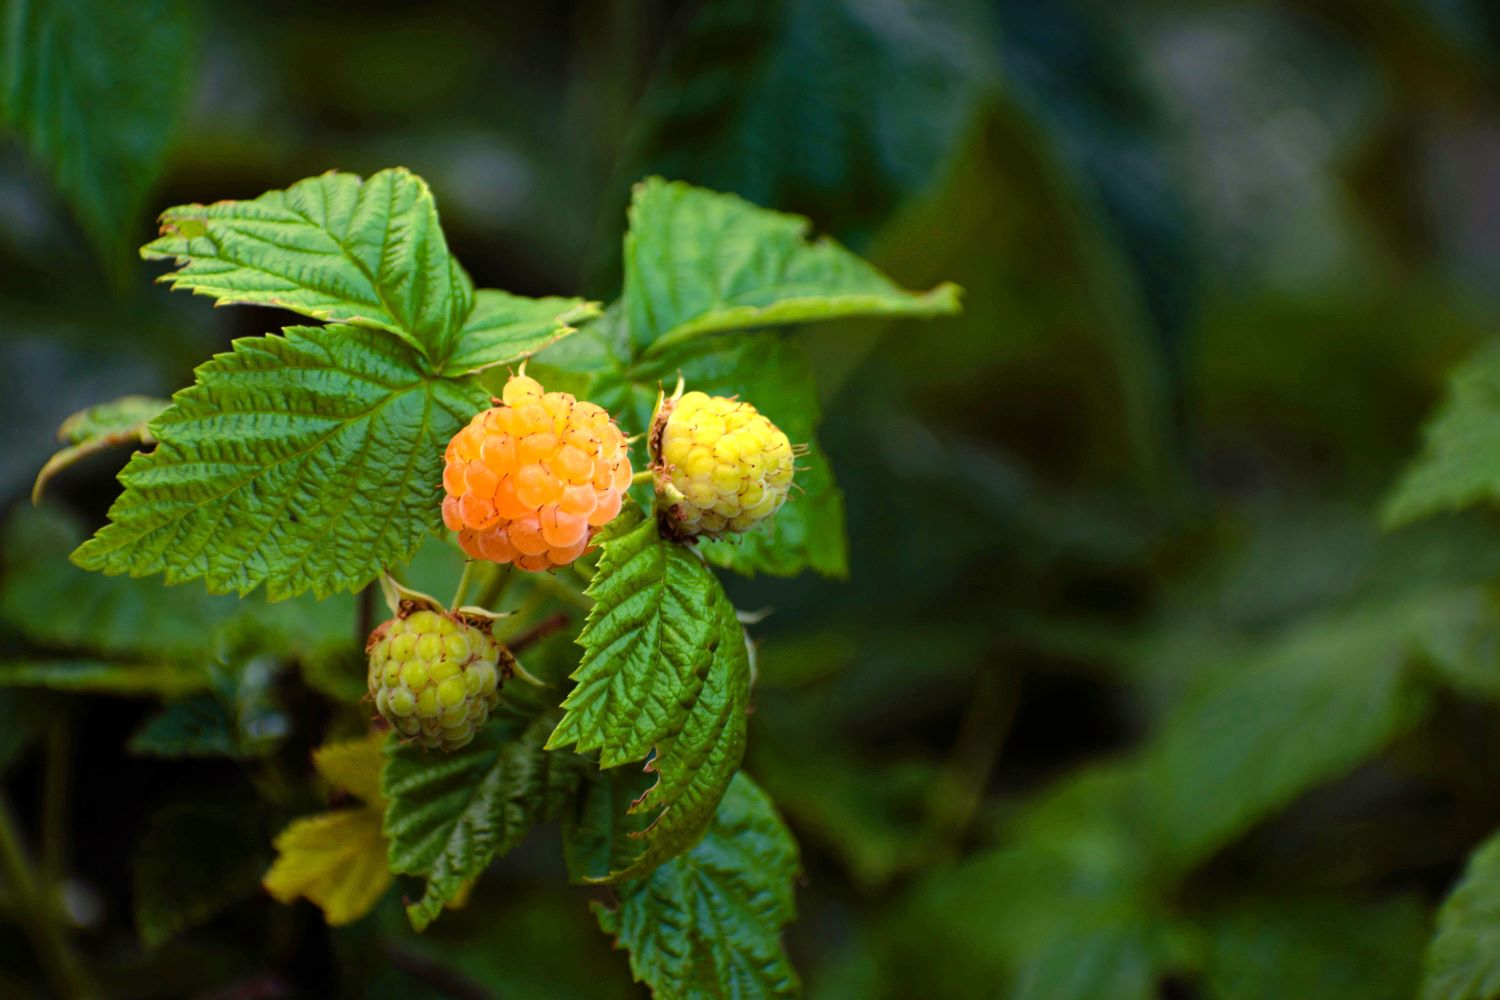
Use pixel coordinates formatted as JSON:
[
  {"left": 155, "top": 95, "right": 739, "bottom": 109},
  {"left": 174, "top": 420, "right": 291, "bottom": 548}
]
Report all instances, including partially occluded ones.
[{"left": 3, "top": 1, "right": 1500, "bottom": 996}]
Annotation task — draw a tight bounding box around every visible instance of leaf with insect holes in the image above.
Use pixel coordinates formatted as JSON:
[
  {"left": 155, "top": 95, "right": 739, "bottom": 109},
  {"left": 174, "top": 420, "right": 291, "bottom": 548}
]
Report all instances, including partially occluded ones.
[
  {"left": 141, "top": 168, "right": 472, "bottom": 365},
  {"left": 71, "top": 324, "right": 490, "bottom": 601},
  {"left": 595, "top": 772, "right": 799, "bottom": 999},
  {"left": 623, "top": 177, "right": 960, "bottom": 355}
]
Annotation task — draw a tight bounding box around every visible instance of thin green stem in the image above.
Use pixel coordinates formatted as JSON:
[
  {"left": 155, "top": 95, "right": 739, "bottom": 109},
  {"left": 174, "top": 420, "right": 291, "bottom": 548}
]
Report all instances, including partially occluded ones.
[
  {"left": 631, "top": 469, "right": 654, "bottom": 486},
  {"left": 450, "top": 561, "right": 479, "bottom": 610},
  {"left": 0, "top": 793, "right": 93, "bottom": 998}
]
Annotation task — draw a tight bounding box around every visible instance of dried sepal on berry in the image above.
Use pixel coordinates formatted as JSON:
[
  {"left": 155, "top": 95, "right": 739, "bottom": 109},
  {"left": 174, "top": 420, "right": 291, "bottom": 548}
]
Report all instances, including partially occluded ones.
[
  {"left": 366, "top": 588, "right": 514, "bottom": 752},
  {"left": 648, "top": 382, "right": 796, "bottom": 540},
  {"left": 441, "top": 372, "right": 631, "bottom": 571}
]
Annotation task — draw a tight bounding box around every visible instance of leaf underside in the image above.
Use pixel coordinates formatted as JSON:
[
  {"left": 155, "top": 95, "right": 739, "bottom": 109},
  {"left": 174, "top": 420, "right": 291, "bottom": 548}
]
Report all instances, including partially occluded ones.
[{"left": 383, "top": 710, "right": 582, "bottom": 931}]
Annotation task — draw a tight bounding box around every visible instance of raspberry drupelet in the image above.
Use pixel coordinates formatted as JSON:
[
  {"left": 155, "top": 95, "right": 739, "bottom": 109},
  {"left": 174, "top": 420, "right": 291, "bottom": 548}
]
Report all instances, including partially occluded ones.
[{"left": 441, "top": 373, "right": 631, "bottom": 571}]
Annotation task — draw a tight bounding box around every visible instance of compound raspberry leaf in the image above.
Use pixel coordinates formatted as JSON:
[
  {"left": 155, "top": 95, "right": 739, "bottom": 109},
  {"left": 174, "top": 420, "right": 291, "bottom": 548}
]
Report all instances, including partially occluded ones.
[
  {"left": 1386, "top": 343, "right": 1500, "bottom": 528},
  {"left": 1, "top": 0, "right": 198, "bottom": 270},
  {"left": 442, "top": 290, "right": 601, "bottom": 376},
  {"left": 383, "top": 710, "right": 583, "bottom": 931},
  {"left": 141, "top": 169, "right": 473, "bottom": 366},
  {"left": 1421, "top": 827, "right": 1500, "bottom": 1000},
  {"left": 623, "top": 177, "right": 960, "bottom": 355},
  {"left": 72, "top": 324, "right": 489, "bottom": 601},
  {"left": 546, "top": 505, "right": 719, "bottom": 766},
  {"left": 594, "top": 772, "right": 799, "bottom": 1000}
]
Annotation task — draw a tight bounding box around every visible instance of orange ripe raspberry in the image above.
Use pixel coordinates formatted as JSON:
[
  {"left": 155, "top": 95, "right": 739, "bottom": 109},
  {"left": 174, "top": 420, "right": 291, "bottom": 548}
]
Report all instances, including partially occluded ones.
[{"left": 442, "top": 374, "right": 631, "bottom": 571}]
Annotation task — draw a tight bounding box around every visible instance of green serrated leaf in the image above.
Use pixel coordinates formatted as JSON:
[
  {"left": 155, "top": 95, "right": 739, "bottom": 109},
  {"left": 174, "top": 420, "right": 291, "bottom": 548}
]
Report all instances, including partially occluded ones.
[
  {"left": 383, "top": 709, "right": 583, "bottom": 931},
  {"left": 1142, "top": 609, "right": 1429, "bottom": 870},
  {"left": 141, "top": 169, "right": 472, "bottom": 365},
  {"left": 547, "top": 506, "right": 719, "bottom": 766},
  {"left": 595, "top": 772, "right": 799, "bottom": 1000},
  {"left": 134, "top": 802, "right": 268, "bottom": 948},
  {"left": 1386, "top": 343, "right": 1500, "bottom": 528},
  {"left": 1422, "top": 827, "right": 1500, "bottom": 1000},
  {"left": 611, "top": 583, "right": 750, "bottom": 880},
  {"left": 623, "top": 177, "right": 960, "bottom": 356},
  {"left": 548, "top": 504, "right": 753, "bottom": 879},
  {"left": 0, "top": 659, "right": 207, "bottom": 698},
  {"left": 71, "top": 324, "right": 489, "bottom": 601},
  {"left": 32, "top": 395, "right": 169, "bottom": 503},
  {"left": 0, "top": 0, "right": 199, "bottom": 269},
  {"left": 632, "top": 332, "right": 846, "bottom": 578},
  {"left": 443, "top": 290, "right": 600, "bottom": 376}
]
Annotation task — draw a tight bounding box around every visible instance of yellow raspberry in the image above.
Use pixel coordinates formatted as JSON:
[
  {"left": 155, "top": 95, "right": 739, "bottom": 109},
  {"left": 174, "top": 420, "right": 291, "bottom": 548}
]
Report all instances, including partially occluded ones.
[
  {"left": 441, "top": 373, "right": 631, "bottom": 571},
  {"left": 650, "top": 390, "right": 795, "bottom": 538},
  {"left": 366, "top": 605, "right": 511, "bottom": 751}
]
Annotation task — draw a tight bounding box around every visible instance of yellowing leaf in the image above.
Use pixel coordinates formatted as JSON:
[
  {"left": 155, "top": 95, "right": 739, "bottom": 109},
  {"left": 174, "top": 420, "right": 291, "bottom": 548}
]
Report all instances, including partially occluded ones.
[
  {"left": 263, "top": 730, "right": 393, "bottom": 926},
  {"left": 262, "top": 809, "right": 390, "bottom": 926},
  {"left": 313, "top": 731, "right": 387, "bottom": 805}
]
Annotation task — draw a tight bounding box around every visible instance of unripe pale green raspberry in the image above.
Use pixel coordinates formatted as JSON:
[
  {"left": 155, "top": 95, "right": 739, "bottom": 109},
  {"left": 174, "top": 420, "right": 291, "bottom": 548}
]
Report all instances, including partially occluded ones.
[
  {"left": 650, "top": 390, "right": 795, "bottom": 538},
  {"left": 366, "top": 605, "right": 510, "bottom": 751}
]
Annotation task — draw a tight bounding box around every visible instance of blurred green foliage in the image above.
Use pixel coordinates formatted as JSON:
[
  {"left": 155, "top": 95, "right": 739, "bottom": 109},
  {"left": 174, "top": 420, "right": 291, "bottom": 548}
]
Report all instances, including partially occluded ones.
[{"left": 3, "top": 0, "right": 1500, "bottom": 997}]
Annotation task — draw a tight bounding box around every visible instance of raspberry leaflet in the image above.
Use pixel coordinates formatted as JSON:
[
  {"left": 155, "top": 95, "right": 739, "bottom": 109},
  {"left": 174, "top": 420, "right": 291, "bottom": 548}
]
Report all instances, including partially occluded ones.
[{"left": 441, "top": 373, "right": 632, "bottom": 571}]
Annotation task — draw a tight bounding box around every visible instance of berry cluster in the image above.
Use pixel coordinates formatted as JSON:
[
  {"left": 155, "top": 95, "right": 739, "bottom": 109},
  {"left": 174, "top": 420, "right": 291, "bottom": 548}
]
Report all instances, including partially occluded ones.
[
  {"left": 367, "top": 608, "right": 509, "bottom": 750},
  {"left": 652, "top": 391, "right": 794, "bottom": 537},
  {"left": 442, "top": 374, "right": 631, "bottom": 571}
]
